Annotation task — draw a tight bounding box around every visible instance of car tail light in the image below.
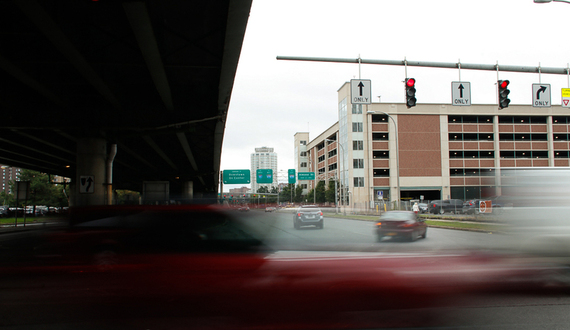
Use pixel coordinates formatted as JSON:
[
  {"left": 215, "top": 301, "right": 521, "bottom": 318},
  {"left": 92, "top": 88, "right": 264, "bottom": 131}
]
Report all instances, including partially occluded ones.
[
  {"left": 432, "top": 204, "right": 436, "bottom": 207},
  {"left": 297, "top": 213, "right": 302, "bottom": 217},
  {"left": 399, "top": 221, "right": 415, "bottom": 228},
  {"left": 319, "top": 212, "right": 323, "bottom": 216},
  {"left": 376, "top": 222, "right": 382, "bottom": 227}
]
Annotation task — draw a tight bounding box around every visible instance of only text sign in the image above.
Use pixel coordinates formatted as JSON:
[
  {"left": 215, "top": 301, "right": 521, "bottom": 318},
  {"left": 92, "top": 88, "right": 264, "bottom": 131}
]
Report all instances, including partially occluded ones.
[
  {"left": 532, "top": 83, "right": 551, "bottom": 107},
  {"left": 451, "top": 81, "right": 471, "bottom": 106},
  {"left": 350, "top": 79, "right": 371, "bottom": 104}
]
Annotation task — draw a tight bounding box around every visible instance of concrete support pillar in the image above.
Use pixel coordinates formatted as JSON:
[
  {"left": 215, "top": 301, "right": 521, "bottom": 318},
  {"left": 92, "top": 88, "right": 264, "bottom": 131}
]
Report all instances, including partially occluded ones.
[
  {"left": 182, "top": 181, "right": 194, "bottom": 200},
  {"left": 71, "top": 138, "right": 107, "bottom": 207}
]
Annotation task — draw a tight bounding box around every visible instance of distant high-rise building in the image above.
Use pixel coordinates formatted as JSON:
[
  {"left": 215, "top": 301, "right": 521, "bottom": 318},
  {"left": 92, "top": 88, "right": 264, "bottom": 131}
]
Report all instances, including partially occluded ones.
[
  {"left": 250, "top": 147, "right": 278, "bottom": 193},
  {"left": 1, "top": 165, "right": 21, "bottom": 193}
]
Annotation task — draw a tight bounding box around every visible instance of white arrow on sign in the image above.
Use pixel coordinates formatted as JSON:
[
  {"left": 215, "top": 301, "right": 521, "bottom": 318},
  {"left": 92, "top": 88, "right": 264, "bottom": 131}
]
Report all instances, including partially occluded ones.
[
  {"left": 532, "top": 83, "right": 551, "bottom": 108},
  {"left": 451, "top": 81, "right": 471, "bottom": 106}
]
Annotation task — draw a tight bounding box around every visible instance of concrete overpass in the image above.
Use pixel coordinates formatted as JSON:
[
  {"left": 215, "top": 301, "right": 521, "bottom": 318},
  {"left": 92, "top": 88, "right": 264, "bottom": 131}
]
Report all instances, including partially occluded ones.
[{"left": 0, "top": 0, "right": 252, "bottom": 204}]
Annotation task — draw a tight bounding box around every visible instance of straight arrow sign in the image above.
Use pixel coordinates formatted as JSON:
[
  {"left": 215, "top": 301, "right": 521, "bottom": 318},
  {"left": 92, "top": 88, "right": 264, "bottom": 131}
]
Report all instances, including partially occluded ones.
[
  {"left": 358, "top": 81, "right": 364, "bottom": 96},
  {"left": 350, "top": 79, "right": 371, "bottom": 104},
  {"left": 451, "top": 81, "right": 470, "bottom": 106}
]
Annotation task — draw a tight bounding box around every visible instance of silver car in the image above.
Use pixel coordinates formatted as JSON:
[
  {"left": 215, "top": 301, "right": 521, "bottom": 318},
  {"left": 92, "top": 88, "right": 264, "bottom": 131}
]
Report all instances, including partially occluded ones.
[{"left": 293, "top": 205, "right": 324, "bottom": 229}]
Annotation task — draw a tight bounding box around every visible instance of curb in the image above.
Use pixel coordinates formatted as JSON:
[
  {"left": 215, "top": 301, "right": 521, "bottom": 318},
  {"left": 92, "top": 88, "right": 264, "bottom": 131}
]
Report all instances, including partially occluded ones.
[{"left": 324, "top": 215, "right": 502, "bottom": 233}]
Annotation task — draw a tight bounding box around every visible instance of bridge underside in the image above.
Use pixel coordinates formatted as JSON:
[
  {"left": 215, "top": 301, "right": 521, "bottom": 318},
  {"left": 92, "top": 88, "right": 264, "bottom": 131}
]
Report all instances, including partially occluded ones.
[{"left": 0, "top": 0, "right": 252, "bottom": 201}]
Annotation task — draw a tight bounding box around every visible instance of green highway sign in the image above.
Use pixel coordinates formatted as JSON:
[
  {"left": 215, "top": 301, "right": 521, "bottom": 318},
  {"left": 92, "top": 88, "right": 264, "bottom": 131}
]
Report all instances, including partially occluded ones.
[
  {"left": 298, "top": 172, "right": 315, "bottom": 181},
  {"left": 288, "top": 169, "right": 296, "bottom": 184},
  {"left": 256, "top": 169, "right": 273, "bottom": 183},
  {"left": 222, "top": 169, "right": 250, "bottom": 184}
]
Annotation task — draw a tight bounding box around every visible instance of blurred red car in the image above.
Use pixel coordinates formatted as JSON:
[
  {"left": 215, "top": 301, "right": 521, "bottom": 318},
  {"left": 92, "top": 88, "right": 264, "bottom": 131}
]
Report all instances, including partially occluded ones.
[
  {"left": 376, "top": 210, "right": 427, "bottom": 242},
  {"left": 0, "top": 204, "right": 567, "bottom": 329}
]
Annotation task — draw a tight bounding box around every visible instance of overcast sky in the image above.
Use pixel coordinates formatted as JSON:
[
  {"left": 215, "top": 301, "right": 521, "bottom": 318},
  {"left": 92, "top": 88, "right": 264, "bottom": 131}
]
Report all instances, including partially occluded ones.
[{"left": 220, "top": 0, "right": 570, "bottom": 187}]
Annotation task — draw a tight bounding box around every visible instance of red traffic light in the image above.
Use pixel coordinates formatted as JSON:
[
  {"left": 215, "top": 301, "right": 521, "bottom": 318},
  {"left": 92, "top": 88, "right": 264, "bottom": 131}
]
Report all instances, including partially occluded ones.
[
  {"left": 500, "top": 80, "right": 509, "bottom": 89},
  {"left": 406, "top": 78, "right": 416, "bottom": 87}
]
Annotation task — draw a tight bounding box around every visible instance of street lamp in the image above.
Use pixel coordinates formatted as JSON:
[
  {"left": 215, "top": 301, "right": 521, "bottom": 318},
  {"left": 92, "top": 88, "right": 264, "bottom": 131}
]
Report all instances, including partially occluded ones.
[
  {"left": 325, "top": 138, "right": 345, "bottom": 215},
  {"left": 367, "top": 110, "right": 400, "bottom": 210}
]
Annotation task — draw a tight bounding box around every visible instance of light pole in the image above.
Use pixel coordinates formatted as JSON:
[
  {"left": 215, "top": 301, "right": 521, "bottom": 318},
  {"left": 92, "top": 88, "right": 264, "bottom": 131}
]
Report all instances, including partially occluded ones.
[
  {"left": 367, "top": 110, "right": 400, "bottom": 210},
  {"left": 325, "top": 138, "right": 345, "bottom": 215},
  {"left": 534, "top": 0, "right": 570, "bottom": 3}
]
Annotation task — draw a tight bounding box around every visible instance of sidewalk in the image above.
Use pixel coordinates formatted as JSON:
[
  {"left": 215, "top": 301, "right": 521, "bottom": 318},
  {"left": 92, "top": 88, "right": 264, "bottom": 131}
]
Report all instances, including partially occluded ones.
[{"left": 0, "top": 219, "right": 65, "bottom": 234}]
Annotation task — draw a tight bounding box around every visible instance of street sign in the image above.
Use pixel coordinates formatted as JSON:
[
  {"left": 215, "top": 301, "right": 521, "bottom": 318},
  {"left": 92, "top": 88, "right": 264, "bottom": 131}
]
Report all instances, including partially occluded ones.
[
  {"left": 256, "top": 169, "right": 273, "bottom": 184},
  {"left": 532, "top": 83, "right": 551, "bottom": 107},
  {"left": 562, "top": 88, "right": 570, "bottom": 108},
  {"left": 350, "top": 79, "right": 371, "bottom": 104},
  {"left": 298, "top": 172, "right": 315, "bottom": 181},
  {"left": 479, "top": 200, "right": 492, "bottom": 214},
  {"left": 222, "top": 170, "right": 251, "bottom": 184},
  {"left": 288, "top": 169, "right": 296, "bottom": 184},
  {"left": 79, "top": 175, "right": 94, "bottom": 194},
  {"left": 15, "top": 181, "right": 30, "bottom": 200},
  {"left": 451, "top": 81, "right": 471, "bottom": 106}
]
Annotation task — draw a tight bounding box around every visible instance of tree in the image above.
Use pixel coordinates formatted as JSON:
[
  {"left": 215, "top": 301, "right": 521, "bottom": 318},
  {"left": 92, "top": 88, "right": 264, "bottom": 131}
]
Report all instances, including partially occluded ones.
[
  {"left": 294, "top": 185, "right": 304, "bottom": 203},
  {"left": 315, "top": 181, "right": 326, "bottom": 204},
  {"left": 279, "top": 185, "right": 292, "bottom": 203},
  {"left": 11, "top": 169, "right": 68, "bottom": 207},
  {"left": 0, "top": 191, "right": 14, "bottom": 206},
  {"left": 325, "top": 180, "right": 337, "bottom": 204},
  {"left": 116, "top": 190, "right": 140, "bottom": 205},
  {"left": 307, "top": 188, "right": 315, "bottom": 203}
]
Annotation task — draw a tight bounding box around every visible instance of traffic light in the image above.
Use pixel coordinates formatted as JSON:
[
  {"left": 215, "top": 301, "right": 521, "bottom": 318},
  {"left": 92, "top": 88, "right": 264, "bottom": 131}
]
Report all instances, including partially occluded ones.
[
  {"left": 405, "top": 78, "right": 417, "bottom": 108},
  {"left": 498, "top": 80, "right": 510, "bottom": 109}
]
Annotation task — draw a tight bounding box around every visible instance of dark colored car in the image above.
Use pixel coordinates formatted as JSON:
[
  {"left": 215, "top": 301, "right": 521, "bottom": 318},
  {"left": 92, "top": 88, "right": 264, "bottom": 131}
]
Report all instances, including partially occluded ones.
[
  {"left": 376, "top": 211, "right": 427, "bottom": 242},
  {"left": 293, "top": 205, "right": 324, "bottom": 229},
  {"left": 428, "top": 200, "right": 443, "bottom": 214},
  {"left": 463, "top": 199, "right": 482, "bottom": 214},
  {"left": 429, "top": 199, "right": 464, "bottom": 214}
]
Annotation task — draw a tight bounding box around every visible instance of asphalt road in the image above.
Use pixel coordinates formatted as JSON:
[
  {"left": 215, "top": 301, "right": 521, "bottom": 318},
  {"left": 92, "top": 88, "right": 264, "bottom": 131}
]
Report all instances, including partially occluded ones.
[
  {"left": 1, "top": 210, "right": 570, "bottom": 330},
  {"left": 239, "top": 209, "right": 506, "bottom": 254}
]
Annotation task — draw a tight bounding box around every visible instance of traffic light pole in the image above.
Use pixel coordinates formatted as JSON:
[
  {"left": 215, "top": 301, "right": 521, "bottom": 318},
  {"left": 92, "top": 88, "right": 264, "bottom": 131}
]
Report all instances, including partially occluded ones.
[{"left": 277, "top": 56, "right": 570, "bottom": 76}]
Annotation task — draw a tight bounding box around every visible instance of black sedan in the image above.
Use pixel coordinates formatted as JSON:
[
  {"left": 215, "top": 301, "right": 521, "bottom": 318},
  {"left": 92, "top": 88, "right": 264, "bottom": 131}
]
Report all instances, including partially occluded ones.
[{"left": 376, "top": 211, "right": 427, "bottom": 242}]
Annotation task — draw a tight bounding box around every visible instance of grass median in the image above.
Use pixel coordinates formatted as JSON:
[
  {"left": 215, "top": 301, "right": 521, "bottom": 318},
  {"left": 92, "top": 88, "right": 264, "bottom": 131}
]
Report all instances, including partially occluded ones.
[
  {"left": 0, "top": 217, "right": 44, "bottom": 225},
  {"left": 324, "top": 213, "right": 502, "bottom": 232}
]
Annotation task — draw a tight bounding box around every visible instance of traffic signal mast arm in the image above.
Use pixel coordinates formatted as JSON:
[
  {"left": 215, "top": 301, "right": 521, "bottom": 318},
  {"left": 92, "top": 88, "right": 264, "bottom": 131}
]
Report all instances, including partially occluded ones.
[{"left": 277, "top": 56, "right": 570, "bottom": 75}]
